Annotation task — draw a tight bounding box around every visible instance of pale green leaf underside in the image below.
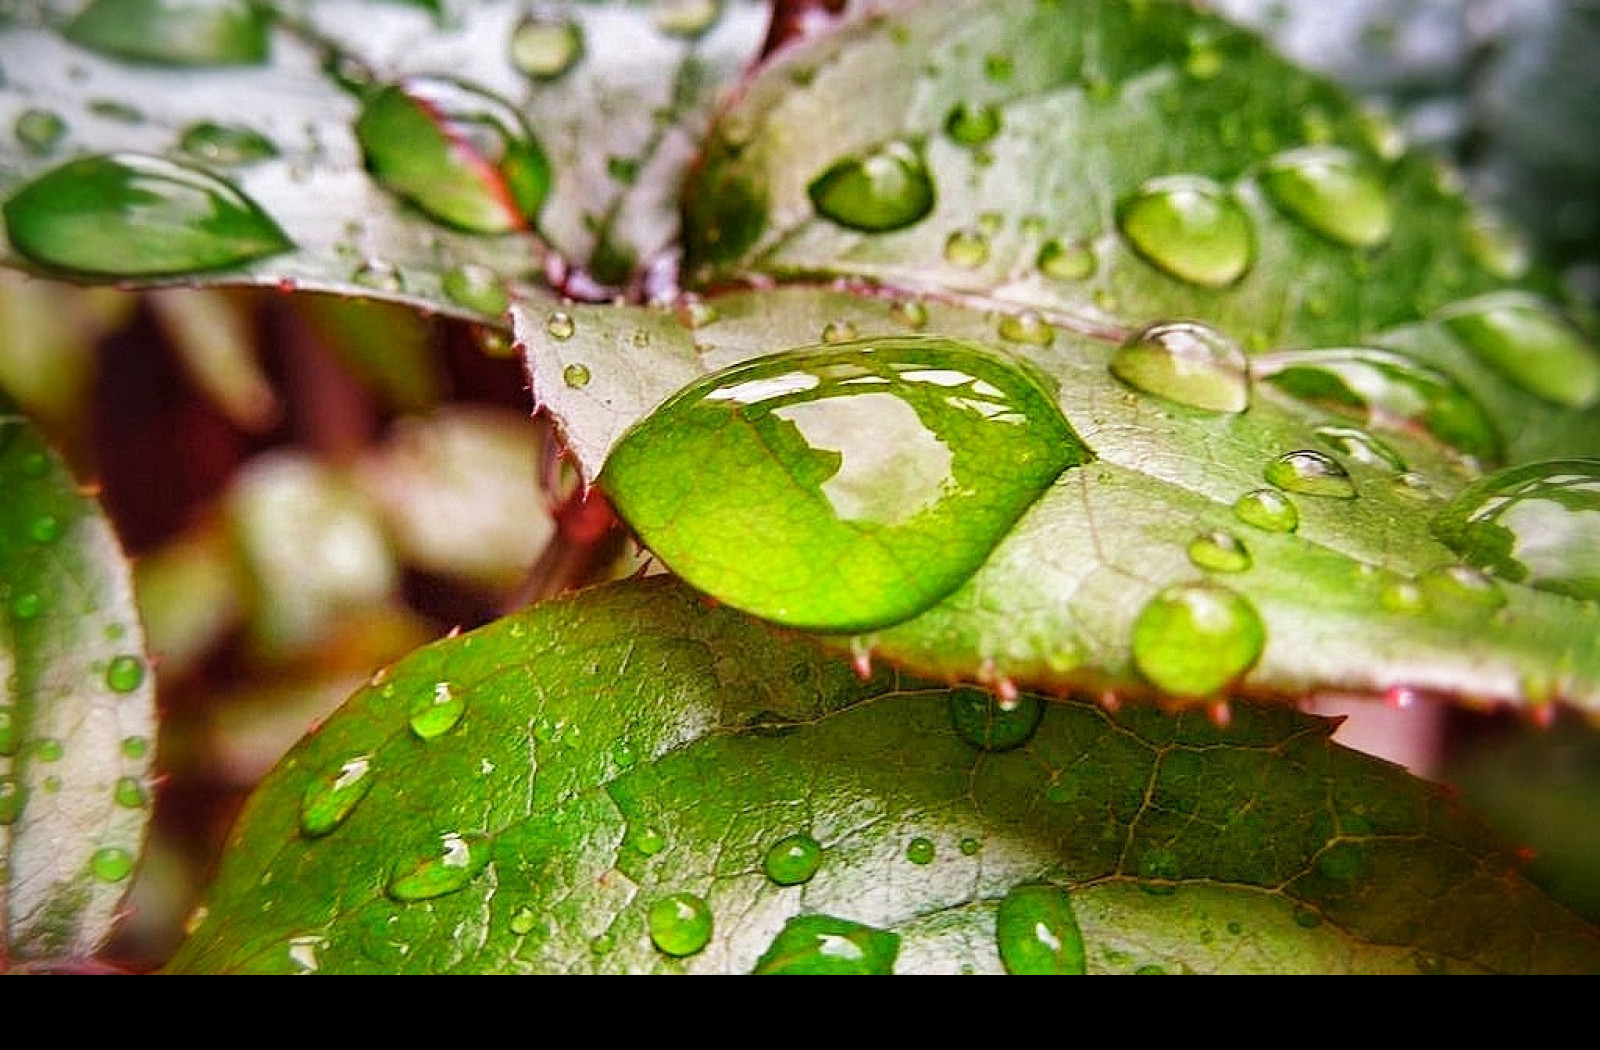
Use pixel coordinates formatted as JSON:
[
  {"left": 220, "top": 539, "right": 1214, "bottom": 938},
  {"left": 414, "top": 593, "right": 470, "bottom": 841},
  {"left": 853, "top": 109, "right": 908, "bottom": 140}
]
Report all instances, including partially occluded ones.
[
  {"left": 163, "top": 577, "right": 1600, "bottom": 974},
  {"left": 0, "top": 407, "right": 155, "bottom": 964}
]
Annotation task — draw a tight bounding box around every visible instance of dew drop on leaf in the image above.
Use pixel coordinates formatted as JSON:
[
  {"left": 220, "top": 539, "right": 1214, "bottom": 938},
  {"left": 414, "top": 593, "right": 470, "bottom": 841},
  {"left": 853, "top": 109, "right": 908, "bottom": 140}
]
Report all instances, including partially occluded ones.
[
  {"left": 1110, "top": 320, "right": 1250, "bottom": 413},
  {"left": 545, "top": 311, "right": 576, "bottom": 340},
  {"left": 1036, "top": 237, "right": 1097, "bottom": 280},
  {"left": 763, "top": 833, "right": 824, "bottom": 886},
  {"left": 1417, "top": 564, "right": 1506, "bottom": 614},
  {"left": 752, "top": 915, "right": 900, "bottom": 975},
  {"left": 510, "top": 13, "right": 584, "bottom": 80},
  {"left": 104, "top": 654, "right": 146, "bottom": 693},
  {"left": 948, "top": 685, "right": 1044, "bottom": 751},
  {"left": 386, "top": 831, "right": 491, "bottom": 902},
  {"left": 944, "top": 101, "right": 1002, "bottom": 146},
  {"left": 177, "top": 121, "right": 280, "bottom": 166},
  {"left": 299, "top": 754, "right": 376, "bottom": 838},
  {"left": 15, "top": 109, "right": 66, "bottom": 153},
  {"left": 997, "top": 311, "right": 1054, "bottom": 346},
  {"left": 822, "top": 320, "right": 860, "bottom": 344},
  {"left": 1187, "top": 530, "right": 1251, "bottom": 573},
  {"left": 1314, "top": 425, "right": 1406, "bottom": 472},
  {"left": 1234, "top": 487, "right": 1296, "bottom": 534},
  {"left": 943, "top": 227, "right": 990, "bottom": 267},
  {"left": 0, "top": 707, "right": 17, "bottom": 756},
  {"left": 906, "top": 836, "right": 935, "bottom": 864},
  {"left": 2, "top": 152, "right": 293, "bottom": 276},
  {"left": 354, "top": 77, "right": 551, "bottom": 234},
  {"left": 632, "top": 825, "right": 667, "bottom": 856},
  {"left": 808, "top": 141, "right": 935, "bottom": 233},
  {"left": 1436, "top": 292, "right": 1600, "bottom": 409},
  {"left": 995, "top": 883, "right": 1086, "bottom": 975},
  {"left": 440, "top": 262, "right": 509, "bottom": 316},
  {"left": 1264, "top": 450, "right": 1357, "bottom": 499},
  {"left": 1131, "top": 582, "right": 1265, "bottom": 697},
  {"left": 1116, "top": 175, "right": 1254, "bottom": 287},
  {"left": 91, "top": 847, "right": 134, "bottom": 882},
  {"left": 654, "top": 0, "right": 722, "bottom": 37},
  {"left": 647, "top": 892, "right": 714, "bottom": 957},
  {"left": 64, "top": 0, "right": 270, "bottom": 66},
  {"left": 114, "top": 776, "right": 148, "bottom": 808},
  {"left": 562, "top": 362, "right": 592, "bottom": 389},
  {"left": 408, "top": 680, "right": 465, "bottom": 740},
  {"left": 1259, "top": 146, "right": 1393, "bottom": 249},
  {"left": 1431, "top": 459, "right": 1600, "bottom": 600},
  {"left": 0, "top": 777, "right": 21, "bottom": 824},
  {"left": 599, "top": 336, "right": 1093, "bottom": 631}
]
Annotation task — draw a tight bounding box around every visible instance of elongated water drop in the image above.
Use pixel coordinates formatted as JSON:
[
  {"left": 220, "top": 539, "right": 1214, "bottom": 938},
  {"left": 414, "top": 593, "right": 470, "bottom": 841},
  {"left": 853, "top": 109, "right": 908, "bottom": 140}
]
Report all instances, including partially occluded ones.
[
  {"left": 1131, "top": 582, "right": 1265, "bottom": 697},
  {"left": 64, "top": 0, "right": 270, "bottom": 66},
  {"left": 1116, "top": 175, "right": 1254, "bottom": 287},
  {"left": 355, "top": 77, "right": 551, "bottom": 234},
  {"left": 386, "top": 831, "right": 490, "bottom": 901},
  {"left": 808, "top": 142, "right": 934, "bottom": 233},
  {"left": 1432, "top": 459, "right": 1600, "bottom": 600},
  {"left": 1259, "top": 146, "right": 1392, "bottom": 249},
  {"left": 752, "top": 915, "right": 900, "bottom": 975},
  {"left": 409, "top": 680, "right": 465, "bottom": 739},
  {"left": 300, "top": 754, "right": 376, "bottom": 837},
  {"left": 1111, "top": 320, "right": 1249, "bottom": 412},
  {"left": 996, "top": 883, "right": 1086, "bottom": 975},
  {"left": 178, "top": 121, "right": 279, "bottom": 166},
  {"left": 764, "top": 833, "right": 824, "bottom": 886},
  {"left": 1314, "top": 425, "right": 1405, "bottom": 472},
  {"left": 648, "top": 892, "right": 714, "bottom": 957},
  {"left": 510, "top": 13, "right": 584, "bottom": 80},
  {"left": 3, "top": 152, "right": 291, "bottom": 276},
  {"left": 600, "top": 336, "right": 1091, "bottom": 631},
  {"left": 15, "top": 109, "right": 66, "bottom": 153},
  {"left": 948, "top": 686, "right": 1043, "bottom": 751},
  {"left": 1436, "top": 293, "right": 1600, "bottom": 410},
  {"left": 1265, "top": 450, "right": 1357, "bottom": 498},
  {"left": 1233, "top": 490, "right": 1299, "bottom": 532}
]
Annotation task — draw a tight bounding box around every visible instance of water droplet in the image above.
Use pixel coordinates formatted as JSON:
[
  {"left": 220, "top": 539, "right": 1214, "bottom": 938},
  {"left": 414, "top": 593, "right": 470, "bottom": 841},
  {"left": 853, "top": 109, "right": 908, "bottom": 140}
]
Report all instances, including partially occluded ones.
[
  {"left": 1259, "top": 147, "right": 1392, "bottom": 249},
  {"left": 386, "top": 831, "right": 491, "bottom": 901},
  {"left": 1111, "top": 321, "right": 1249, "bottom": 413},
  {"left": 1253, "top": 346, "right": 1502, "bottom": 464},
  {"left": 440, "top": 263, "right": 509, "bottom": 316},
  {"left": 34, "top": 738, "right": 64, "bottom": 763},
  {"left": 105, "top": 654, "right": 146, "bottom": 693},
  {"left": 64, "top": 0, "right": 270, "bottom": 66},
  {"left": 948, "top": 685, "right": 1044, "bottom": 751},
  {"left": 752, "top": 914, "right": 900, "bottom": 975},
  {"left": 943, "top": 227, "right": 990, "bottom": 268},
  {"left": 355, "top": 77, "right": 550, "bottom": 234},
  {"left": 1265, "top": 450, "right": 1357, "bottom": 499},
  {"left": 562, "top": 362, "right": 592, "bottom": 389},
  {"left": 995, "top": 883, "right": 1086, "bottom": 975},
  {"left": 0, "top": 706, "right": 16, "bottom": 756},
  {"left": 114, "top": 776, "right": 148, "bottom": 808},
  {"left": 1131, "top": 582, "right": 1265, "bottom": 697},
  {"left": 1187, "top": 530, "right": 1251, "bottom": 572},
  {"left": 1116, "top": 175, "right": 1254, "bottom": 287},
  {"left": 28, "top": 514, "right": 63, "bottom": 544},
  {"left": 122, "top": 736, "right": 150, "bottom": 759},
  {"left": 684, "top": 300, "right": 720, "bottom": 328},
  {"left": 509, "top": 905, "right": 541, "bottom": 937},
  {"left": 633, "top": 825, "right": 667, "bottom": 856},
  {"left": 300, "top": 754, "right": 376, "bottom": 837},
  {"left": 648, "top": 892, "right": 713, "bottom": 956},
  {"left": 3, "top": 152, "right": 292, "bottom": 276},
  {"left": 906, "top": 836, "right": 935, "bottom": 864},
  {"left": 1463, "top": 210, "right": 1530, "bottom": 280},
  {"left": 989, "top": 310, "right": 1049, "bottom": 346},
  {"left": 1432, "top": 459, "right": 1600, "bottom": 600},
  {"left": 0, "top": 777, "right": 21, "bottom": 824},
  {"left": 15, "top": 109, "right": 66, "bottom": 153},
  {"left": 983, "top": 52, "right": 1014, "bottom": 82},
  {"left": 1437, "top": 293, "right": 1600, "bottom": 409},
  {"left": 1036, "top": 237, "right": 1097, "bottom": 280},
  {"left": 891, "top": 299, "right": 928, "bottom": 329},
  {"left": 352, "top": 258, "right": 403, "bottom": 292},
  {"left": 510, "top": 13, "right": 584, "bottom": 80},
  {"left": 654, "top": 0, "right": 722, "bottom": 37},
  {"left": 959, "top": 836, "right": 982, "bottom": 856},
  {"left": 945, "top": 102, "right": 1001, "bottom": 146},
  {"left": 600, "top": 336, "right": 1093, "bottom": 631},
  {"left": 822, "top": 320, "right": 859, "bottom": 344},
  {"left": 91, "top": 847, "right": 134, "bottom": 882},
  {"left": 762, "top": 832, "right": 824, "bottom": 886},
  {"left": 808, "top": 141, "right": 935, "bottom": 233},
  {"left": 9, "top": 592, "right": 43, "bottom": 620},
  {"left": 1313, "top": 424, "right": 1405, "bottom": 472},
  {"left": 177, "top": 121, "right": 279, "bottom": 165},
  {"left": 1418, "top": 564, "right": 1505, "bottom": 613},
  {"left": 409, "top": 680, "right": 465, "bottom": 739}
]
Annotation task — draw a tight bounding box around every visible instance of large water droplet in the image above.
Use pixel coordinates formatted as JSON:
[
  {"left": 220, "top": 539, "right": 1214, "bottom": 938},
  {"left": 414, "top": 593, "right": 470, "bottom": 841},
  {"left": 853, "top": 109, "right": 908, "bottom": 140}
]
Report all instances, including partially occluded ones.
[
  {"left": 355, "top": 77, "right": 551, "bottom": 234},
  {"left": 1432, "top": 459, "right": 1600, "bottom": 600},
  {"left": 1265, "top": 450, "right": 1357, "bottom": 498},
  {"left": 764, "top": 833, "right": 824, "bottom": 886},
  {"left": 300, "top": 754, "right": 376, "bottom": 837},
  {"left": 3, "top": 152, "right": 292, "bottom": 276},
  {"left": 945, "top": 102, "right": 1001, "bottom": 147},
  {"left": 1187, "top": 530, "right": 1251, "bottom": 572},
  {"left": 948, "top": 685, "right": 1044, "bottom": 751},
  {"left": 1110, "top": 320, "right": 1250, "bottom": 413},
  {"left": 386, "top": 831, "right": 491, "bottom": 901},
  {"left": 1116, "top": 175, "right": 1254, "bottom": 287},
  {"left": 510, "top": 13, "right": 584, "bottom": 80},
  {"left": 64, "top": 0, "right": 270, "bottom": 66},
  {"left": 995, "top": 883, "right": 1086, "bottom": 975},
  {"left": 105, "top": 655, "right": 146, "bottom": 693},
  {"left": 906, "top": 836, "right": 935, "bottom": 865},
  {"left": 752, "top": 914, "right": 900, "bottom": 975},
  {"left": 1436, "top": 293, "right": 1600, "bottom": 409},
  {"left": 648, "top": 892, "right": 714, "bottom": 957},
  {"left": 601, "top": 336, "right": 1092, "bottom": 632},
  {"left": 1253, "top": 346, "right": 1502, "bottom": 464},
  {"left": 1259, "top": 146, "right": 1393, "bottom": 249},
  {"left": 808, "top": 141, "right": 935, "bottom": 233},
  {"left": 178, "top": 121, "right": 279, "bottom": 166},
  {"left": 1131, "top": 582, "right": 1265, "bottom": 697},
  {"left": 409, "top": 680, "right": 466, "bottom": 739},
  {"left": 91, "top": 847, "right": 134, "bottom": 882}
]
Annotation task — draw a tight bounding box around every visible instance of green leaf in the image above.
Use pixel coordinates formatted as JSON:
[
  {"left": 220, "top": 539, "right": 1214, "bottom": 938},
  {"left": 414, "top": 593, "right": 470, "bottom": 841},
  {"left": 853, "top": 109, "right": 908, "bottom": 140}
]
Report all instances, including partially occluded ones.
[
  {"left": 164, "top": 577, "right": 1600, "bottom": 974},
  {"left": 0, "top": 404, "right": 156, "bottom": 968}
]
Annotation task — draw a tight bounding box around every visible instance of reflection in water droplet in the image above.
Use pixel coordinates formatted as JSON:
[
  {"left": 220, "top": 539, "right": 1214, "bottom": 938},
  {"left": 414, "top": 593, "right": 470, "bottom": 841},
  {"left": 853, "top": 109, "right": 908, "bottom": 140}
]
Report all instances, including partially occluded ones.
[
  {"left": 753, "top": 914, "right": 900, "bottom": 974},
  {"left": 945, "top": 102, "right": 1002, "bottom": 146},
  {"left": 601, "top": 336, "right": 1092, "bottom": 631},
  {"left": 2, "top": 152, "right": 292, "bottom": 276},
  {"left": 1116, "top": 175, "right": 1253, "bottom": 287},
  {"left": 15, "top": 109, "right": 67, "bottom": 153},
  {"left": 510, "top": 13, "right": 584, "bottom": 80},
  {"left": 1111, "top": 321, "right": 1249, "bottom": 413},
  {"left": 441, "top": 263, "right": 509, "bottom": 315},
  {"left": 995, "top": 883, "right": 1086, "bottom": 975},
  {"left": 355, "top": 77, "right": 550, "bottom": 234},
  {"left": 1253, "top": 346, "right": 1502, "bottom": 464},
  {"left": 1265, "top": 450, "right": 1357, "bottom": 498},
  {"left": 1259, "top": 146, "right": 1393, "bottom": 249},
  {"left": 178, "top": 121, "right": 279, "bottom": 165},
  {"left": 997, "top": 311, "right": 1054, "bottom": 346},
  {"left": 1187, "top": 530, "right": 1251, "bottom": 572},
  {"left": 648, "top": 892, "right": 714, "bottom": 957},
  {"left": 1437, "top": 293, "right": 1600, "bottom": 409},
  {"left": 92, "top": 847, "right": 134, "bottom": 882},
  {"left": 944, "top": 228, "right": 990, "bottom": 268},
  {"left": 1132, "top": 582, "right": 1265, "bottom": 696},
  {"left": 386, "top": 831, "right": 491, "bottom": 901},
  {"left": 1036, "top": 238, "right": 1097, "bottom": 280},
  {"left": 1432, "top": 459, "right": 1600, "bottom": 600},
  {"left": 409, "top": 680, "right": 466, "bottom": 739},
  {"left": 64, "top": 0, "right": 270, "bottom": 66},
  {"left": 764, "top": 833, "right": 824, "bottom": 885},
  {"left": 545, "top": 311, "right": 576, "bottom": 340},
  {"left": 1314, "top": 425, "right": 1406, "bottom": 472},
  {"left": 948, "top": 685, "right": 1044, "bottom": 751},
  {"left": 105, "top": 654, "right": 146, "bottom": 693},
  {"left": 906, "top": 836, "right": 935, "bottom": 865},
  {"left": 808, "top": 142, "right": 935, "bottom": 233},
  {"left": 300, "top": 754, "right": 376, "bottom": 837}
]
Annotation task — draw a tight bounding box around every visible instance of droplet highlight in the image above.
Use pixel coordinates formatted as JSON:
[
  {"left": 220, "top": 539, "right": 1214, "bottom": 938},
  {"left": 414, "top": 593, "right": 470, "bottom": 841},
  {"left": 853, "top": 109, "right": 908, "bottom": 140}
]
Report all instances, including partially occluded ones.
[
  {"left": 1259, "top": 146, "right": 1393, "bottom": 249},
  {"left": 1131, "top": 582, "right": 1265, "bottom": 697},
  {"left": 1111, "top": 320, "right": 1250, "bottom": 412},
  {"left": 808, "top": 142, "right": 935, "bottom": 233},
  {"left": 1116, "top": 175, "right": 1254, "bottom": 287}
]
